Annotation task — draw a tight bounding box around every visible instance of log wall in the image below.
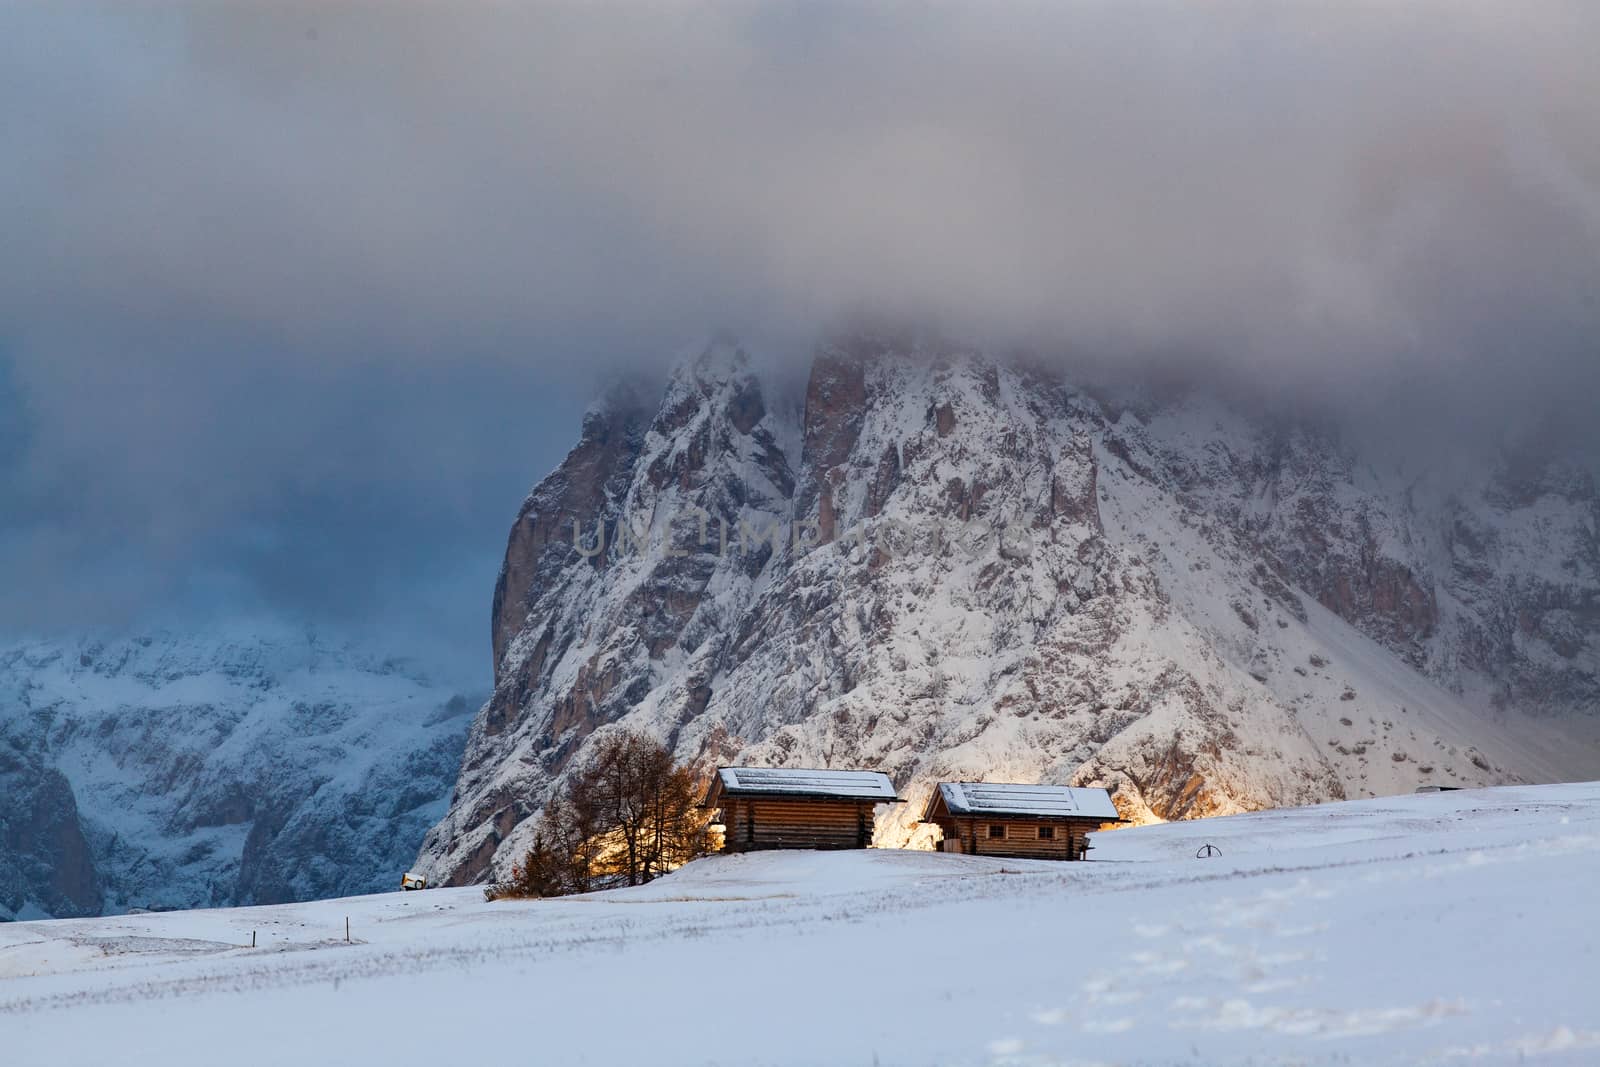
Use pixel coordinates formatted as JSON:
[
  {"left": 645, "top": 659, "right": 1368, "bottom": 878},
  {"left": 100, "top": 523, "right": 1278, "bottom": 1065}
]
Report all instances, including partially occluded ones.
[
  {"left": 719, "top": 797, "right": 875, "bottom": 852},
  {"left": 937, "top": 818, "right": 1101, "bottom": 860}
]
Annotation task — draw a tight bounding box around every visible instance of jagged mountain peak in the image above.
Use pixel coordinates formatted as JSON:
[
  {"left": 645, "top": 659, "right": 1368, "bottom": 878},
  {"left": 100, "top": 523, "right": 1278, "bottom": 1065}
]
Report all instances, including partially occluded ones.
[{"left": 420, "top": 339, "right": 1600, "bottom": 886}]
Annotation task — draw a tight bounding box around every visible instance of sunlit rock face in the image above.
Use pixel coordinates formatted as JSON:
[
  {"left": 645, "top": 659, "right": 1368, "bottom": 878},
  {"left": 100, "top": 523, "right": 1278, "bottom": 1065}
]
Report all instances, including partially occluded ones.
[
  {"left": 420, "top": 332, "right": 1600, "bottom": 885},
  {"left": 0, "top": 629, "right": 476, "bottom": 919}
]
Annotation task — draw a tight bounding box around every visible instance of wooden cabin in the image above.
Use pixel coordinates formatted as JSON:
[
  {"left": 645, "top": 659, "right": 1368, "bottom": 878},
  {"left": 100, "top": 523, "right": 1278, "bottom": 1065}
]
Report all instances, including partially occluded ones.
[
  {"left": 703, "top": 767, "right": 903, "bottom": 852},
  {"left": 921, "top": 782, "right": 1123, "bottom": 860}
]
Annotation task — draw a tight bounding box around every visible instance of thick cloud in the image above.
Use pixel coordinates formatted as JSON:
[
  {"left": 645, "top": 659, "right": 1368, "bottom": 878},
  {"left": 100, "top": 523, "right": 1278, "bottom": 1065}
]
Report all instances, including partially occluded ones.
[{"left": 1, "top": 4, "right": 1596, "bottom": 677}]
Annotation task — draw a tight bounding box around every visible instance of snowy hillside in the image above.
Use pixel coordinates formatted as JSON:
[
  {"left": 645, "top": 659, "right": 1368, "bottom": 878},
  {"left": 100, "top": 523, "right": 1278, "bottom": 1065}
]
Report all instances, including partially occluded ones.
[
  {"left": 0, "top": 627, "right": 476, "bottom": 920},
  {"left": 421, "top": 334, "right": 1600, "bottom": 885},
  {"left": 5, "top": 783, "right": 1598, "bottom": 1065}
]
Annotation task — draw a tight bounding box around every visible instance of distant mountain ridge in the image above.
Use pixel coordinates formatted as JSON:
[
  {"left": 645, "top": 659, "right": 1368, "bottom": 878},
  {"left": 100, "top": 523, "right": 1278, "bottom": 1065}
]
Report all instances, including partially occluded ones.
[
  {"left": 0, "top": 627, "right": 476, "bottom": 920},
  {"left": 419, "top": 333, "right": 1600, "bottom": 887}
]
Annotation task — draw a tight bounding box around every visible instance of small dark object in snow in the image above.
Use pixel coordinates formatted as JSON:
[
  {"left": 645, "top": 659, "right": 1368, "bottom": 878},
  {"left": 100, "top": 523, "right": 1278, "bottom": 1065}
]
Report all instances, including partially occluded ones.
[{"left": 1196, "top": 843, "right": 1221, "bottom": 858}]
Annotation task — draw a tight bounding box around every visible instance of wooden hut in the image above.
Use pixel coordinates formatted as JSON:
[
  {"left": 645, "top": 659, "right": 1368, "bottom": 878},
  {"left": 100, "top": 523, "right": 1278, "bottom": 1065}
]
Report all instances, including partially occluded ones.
[
  {"left": 921, "top": 783, "right": 1123, "bottom": 860},
  {"left": 703, "top": 768, "right": 903, "bottom": 852}
]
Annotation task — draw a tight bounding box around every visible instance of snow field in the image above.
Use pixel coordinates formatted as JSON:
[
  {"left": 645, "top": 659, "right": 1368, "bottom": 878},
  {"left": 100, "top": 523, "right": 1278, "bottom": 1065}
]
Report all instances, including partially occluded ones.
[{"left": 4, "top": 782, "right": 1599, "bottom": 1066}]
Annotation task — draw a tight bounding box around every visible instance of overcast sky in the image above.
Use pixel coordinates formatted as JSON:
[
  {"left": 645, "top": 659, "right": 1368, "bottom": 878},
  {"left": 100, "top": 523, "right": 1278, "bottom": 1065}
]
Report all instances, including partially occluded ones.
[{"left": 2, "top": 3, "right": 1596, "bottom": 685}]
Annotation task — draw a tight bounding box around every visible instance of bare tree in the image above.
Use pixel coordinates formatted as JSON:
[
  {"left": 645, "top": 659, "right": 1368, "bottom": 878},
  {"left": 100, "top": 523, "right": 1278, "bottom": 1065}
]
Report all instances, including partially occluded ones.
[{"left": 488, "top": 731, "right": 711, "bottom": 899}]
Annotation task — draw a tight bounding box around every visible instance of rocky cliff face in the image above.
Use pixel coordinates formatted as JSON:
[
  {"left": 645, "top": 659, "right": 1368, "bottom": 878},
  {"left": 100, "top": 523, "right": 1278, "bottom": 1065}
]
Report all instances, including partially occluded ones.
[
  {"left": 0, "top": 628, "right": 475, "bottom": 919},
  {"left": 0, "top": 739, "right": 101, "bottom": 920},
  {"left": 420, "top": 335, "right": 1600, "bottom": 885},
  {"left": 1100, "top": 402, "right": 1600, "bottom": 717}
]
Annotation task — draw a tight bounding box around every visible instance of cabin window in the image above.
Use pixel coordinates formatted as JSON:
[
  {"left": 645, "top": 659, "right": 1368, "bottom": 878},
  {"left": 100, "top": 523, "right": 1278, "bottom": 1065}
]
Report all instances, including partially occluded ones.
[
  {"left": 1037, "top": 825, "right": 1056, "bottom": 840},
  {"left": 988, "top": 824, "right": 1007, "bottom": 839}
]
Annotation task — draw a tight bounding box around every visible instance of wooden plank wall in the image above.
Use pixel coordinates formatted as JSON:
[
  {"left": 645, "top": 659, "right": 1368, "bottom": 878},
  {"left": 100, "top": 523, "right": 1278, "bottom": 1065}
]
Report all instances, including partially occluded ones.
[
  {"left": 939, "top": 818, "right": 1101, "bottom": 860},
  {"left": 719, "top": 797, "right": 874, "bottom": 852}
]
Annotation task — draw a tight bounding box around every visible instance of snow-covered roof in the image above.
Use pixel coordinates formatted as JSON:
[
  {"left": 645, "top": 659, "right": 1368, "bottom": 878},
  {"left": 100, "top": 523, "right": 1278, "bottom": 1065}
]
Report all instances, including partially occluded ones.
[
  {"left": 715, "top": 767, "right": 899, "bottom": 801},
  {"left": 934, "top": 783, "right": 1120, "bottom": 820}
]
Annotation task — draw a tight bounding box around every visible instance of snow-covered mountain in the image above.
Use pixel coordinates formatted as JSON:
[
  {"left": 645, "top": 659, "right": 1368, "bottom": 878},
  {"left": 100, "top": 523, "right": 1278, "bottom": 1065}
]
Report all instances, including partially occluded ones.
[
  {"left": 419, "top": 333, "right": 1600, "bottom": 885},
  {"left": 0, "top": 627, "right": 476, "bottom": 920}
]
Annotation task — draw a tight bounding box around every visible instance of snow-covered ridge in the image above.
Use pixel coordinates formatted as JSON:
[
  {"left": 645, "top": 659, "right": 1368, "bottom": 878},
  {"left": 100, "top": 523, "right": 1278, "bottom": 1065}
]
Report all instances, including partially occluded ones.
[
  {"left": 421, "top": 335, "right": 1600, "bottom": 886},
  {"left": 0, "top": 625, "right": 477, "bottom": 920}
]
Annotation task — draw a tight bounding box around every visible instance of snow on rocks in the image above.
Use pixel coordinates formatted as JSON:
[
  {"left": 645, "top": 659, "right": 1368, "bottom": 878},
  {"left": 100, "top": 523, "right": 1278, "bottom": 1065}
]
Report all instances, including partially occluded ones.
[
  {"left": 0, "top": 626, "right": 476, "bottom": 919},
  {"left": 422, "top": 332, "right": 1600, "bottom": 887}
]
